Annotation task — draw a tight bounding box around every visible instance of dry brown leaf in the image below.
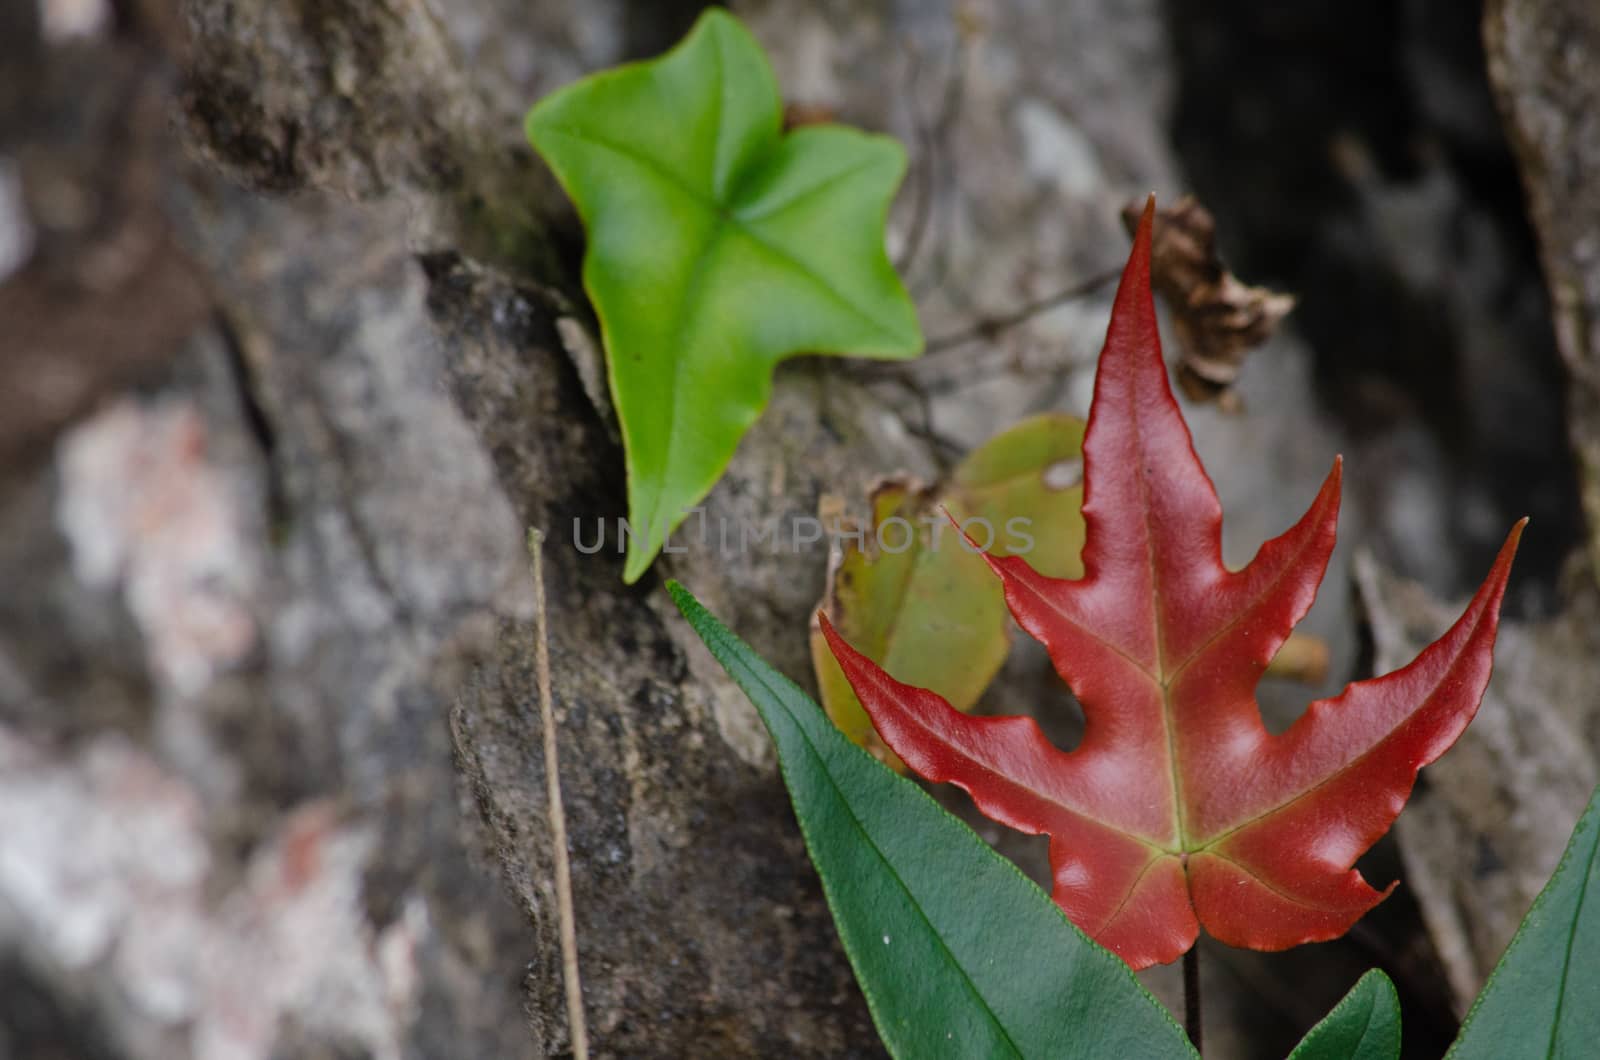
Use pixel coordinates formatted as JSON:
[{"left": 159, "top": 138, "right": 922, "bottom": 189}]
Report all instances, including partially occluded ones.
[
  {"left": 782, "top": 102, "right": 838, "bottom": 130},
  {"left": 1121, "top": 195, "right": 1295, "bottom": 410}
]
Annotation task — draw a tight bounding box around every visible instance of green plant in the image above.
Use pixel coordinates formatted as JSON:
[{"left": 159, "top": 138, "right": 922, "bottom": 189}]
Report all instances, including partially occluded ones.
[
  {"left": 676, "top": 574, "right": 1600, "bottom": 1057},
  {"left": 668, "top": 205, "right": 1600, "bottom": 1058},
  {"left": 526, "top": 10, "right": 1592, "bottom": 1056},
  {"left": 672, "top": 582, "right": 1194, "bottom": 1057},
  {"left": 527, "top": 9, "right": 921, "bottom": 583}
]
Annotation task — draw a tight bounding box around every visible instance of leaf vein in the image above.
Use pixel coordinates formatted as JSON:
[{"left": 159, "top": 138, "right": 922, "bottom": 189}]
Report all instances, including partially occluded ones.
[
  {"left": 1092, "top": 851, "right": 1169, "bottom": 937},
  {"left": 849, "top": 653, "right": 1170, "bottom": 858},
  {"left": 733, "top": 155, "right": 885, "bottom": 221},
  {"left": 1197, "top": 597, "right": 1497, "bottom": 848},
  {"left": 1197, "top": 850, "right": 1368, "bottom": 914},
  {"left": 1542, "top": 832, "right": 1598, "bottom": 1057},
  {"left": 535, "top": 125, "right": 903, "bottom": 342},
  {"left": 1161, "top": 484, "right": 1332, "bottom": 691}
]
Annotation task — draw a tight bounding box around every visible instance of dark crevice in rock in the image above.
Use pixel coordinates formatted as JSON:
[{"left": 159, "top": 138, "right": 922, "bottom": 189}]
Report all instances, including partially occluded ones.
[
  {"left": 213, "top": 307, "right": 290, "bottom": 534},
  {"left": 418, "top": 251, "right": 628, "bottom": 547},
  {"left": 0, "top": 957, "right": 122, "bottom": 1060},
  {"left": 1167, "top": 0, "right": 1584, "bottom": 613}
]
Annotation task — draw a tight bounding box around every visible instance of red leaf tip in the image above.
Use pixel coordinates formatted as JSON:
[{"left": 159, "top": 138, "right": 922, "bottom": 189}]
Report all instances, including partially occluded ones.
[
  {"left": 1126, "top": 194, "right": 1156, "bottom": 286},
  {"left": 1135, "top": 192, "right": 1157, "bottom": 231},
  {"left": 1494, "top": 517, "right": 1527, "bottom": 577}
]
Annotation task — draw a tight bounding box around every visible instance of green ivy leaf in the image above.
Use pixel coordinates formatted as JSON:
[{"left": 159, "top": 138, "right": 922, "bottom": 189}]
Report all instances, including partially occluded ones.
[
  {"left": 528, "top": 10, "right": 922, "bottom": 582},
  {"left": 1447, "top": 784, "right": 1600, "bottom": 1058},
  {"left": 669, "top": 581, "right": 1194, "bottom": 1059},
  {"left": 1286, "top": 970, "right": 1401, "bottom": 1060}
]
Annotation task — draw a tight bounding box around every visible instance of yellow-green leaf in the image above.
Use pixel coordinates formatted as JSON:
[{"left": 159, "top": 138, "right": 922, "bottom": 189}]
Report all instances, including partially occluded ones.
[{"left": 811, "top": 413, "right": 1086, "bottom": 768}]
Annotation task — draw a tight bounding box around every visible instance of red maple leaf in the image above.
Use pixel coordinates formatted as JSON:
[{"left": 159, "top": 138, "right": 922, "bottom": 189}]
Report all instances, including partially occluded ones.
[{"left": 820, "top": 199, "right": 1523, "bottom": 970}]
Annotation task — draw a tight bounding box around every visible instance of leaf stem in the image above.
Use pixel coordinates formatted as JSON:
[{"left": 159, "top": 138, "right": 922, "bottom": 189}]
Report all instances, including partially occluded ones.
[
  {"left": 1183, "top": 944, "right": 1202, "bottom": 1055},
  {"left": 529, "top": 528, "right": 590, "bottom": 1060}
]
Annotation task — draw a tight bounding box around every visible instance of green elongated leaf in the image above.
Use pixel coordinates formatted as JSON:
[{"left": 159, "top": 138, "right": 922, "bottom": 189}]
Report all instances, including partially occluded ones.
[
  {"left": 1287, "top": 970, "right": 1401, "bottom": 1060},
  {"left": 528, "top": 10, "right": 922, "bottom": 583},
  {"left": 809, "top": 413, "right": 1086, "bottom": 770},
  {"left": 669, "top": 581, "right": 1194, "bottom": 1059},
  {"left": 1448, "top": 784, "right": 1600, "bottom": 1059}
]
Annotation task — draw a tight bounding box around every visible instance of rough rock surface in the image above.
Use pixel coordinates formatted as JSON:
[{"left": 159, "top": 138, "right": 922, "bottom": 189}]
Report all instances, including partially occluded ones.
[
  {"left": 1170, "top": 0, "right": 1585, "bottom": 608},
  {"left": 1, "top": 0, "right": 1592, "bottom": 1057},
  {"left": 1361, "top": 554, "right": 1600, "bottom": 1010},
  {"left": 1349, "top": 0, "right": 1600, "bottom": 1016},
  {"left": 1486, "top": 0, "right": 1600, "bottom": 578}
]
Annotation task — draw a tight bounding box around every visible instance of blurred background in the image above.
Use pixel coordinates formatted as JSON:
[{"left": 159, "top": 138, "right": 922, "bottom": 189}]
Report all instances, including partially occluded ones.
[{"left": 1, "top": 0, "right": 1597, "bottom": 1057}]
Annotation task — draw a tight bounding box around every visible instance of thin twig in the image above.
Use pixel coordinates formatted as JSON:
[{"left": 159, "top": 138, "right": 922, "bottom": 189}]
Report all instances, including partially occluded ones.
[
  {"left": 528, "top": 528, "right": 589, "bottom": 1060},
  {"left": 894, "top": 31, "right": 969, "bottom": 277},
  {"left": 868, "top": 372, "right": 964, "bottom": 469},
  {"left": 1183, "top": 944, "right": 1203, "bottom": 1055},
  {"left": 892, "top": 49, "right": 934, "bottom": 276},
  {"left": 922, "top": 266, "right": 1122, "bottom": 355}
]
